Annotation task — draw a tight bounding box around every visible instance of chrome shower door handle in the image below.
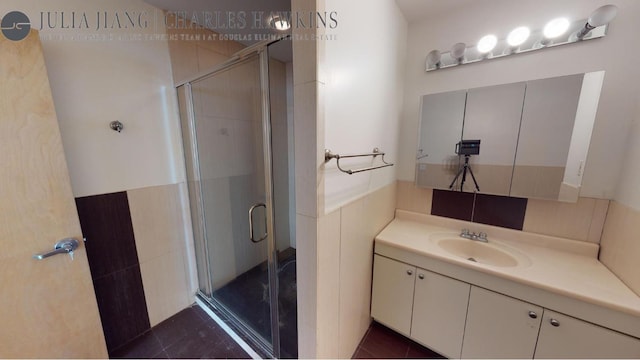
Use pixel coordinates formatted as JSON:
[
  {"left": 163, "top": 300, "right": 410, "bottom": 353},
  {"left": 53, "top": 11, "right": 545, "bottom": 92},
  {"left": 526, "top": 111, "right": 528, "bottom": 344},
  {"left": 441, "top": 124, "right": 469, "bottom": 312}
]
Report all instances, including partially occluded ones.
[
  {"left": 33, "top": 238, "right": 79, "bottom": 260},
  {"left": 249, "top": 203, "right": 268, "bottom": 243}
]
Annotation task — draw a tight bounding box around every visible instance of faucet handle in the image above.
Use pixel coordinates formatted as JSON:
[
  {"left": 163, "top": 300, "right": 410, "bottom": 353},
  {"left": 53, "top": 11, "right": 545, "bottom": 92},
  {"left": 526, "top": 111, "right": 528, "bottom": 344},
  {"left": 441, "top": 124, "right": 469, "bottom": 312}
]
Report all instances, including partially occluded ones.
[
  {"left": 478, "top": 232, "right": 488, "bottom": 240},
  {"left": 461, "top": 228, "right": 469, "bottom": 235}
]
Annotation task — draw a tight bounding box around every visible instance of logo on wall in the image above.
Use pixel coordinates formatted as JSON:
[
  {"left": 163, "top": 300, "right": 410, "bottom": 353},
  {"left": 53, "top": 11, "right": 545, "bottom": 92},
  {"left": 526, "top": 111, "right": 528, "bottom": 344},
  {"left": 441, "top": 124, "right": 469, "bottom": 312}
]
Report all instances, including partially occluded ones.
[{"left": 1, "top": 11, "right": 31, "bottom": 41}]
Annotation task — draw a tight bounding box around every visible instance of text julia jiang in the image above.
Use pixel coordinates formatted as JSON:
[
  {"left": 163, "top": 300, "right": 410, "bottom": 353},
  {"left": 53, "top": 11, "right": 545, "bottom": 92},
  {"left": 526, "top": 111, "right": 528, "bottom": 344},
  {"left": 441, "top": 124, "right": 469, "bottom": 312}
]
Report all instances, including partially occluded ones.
[{"left": 38, "top": 11, "right": 149, "bottom": 31}]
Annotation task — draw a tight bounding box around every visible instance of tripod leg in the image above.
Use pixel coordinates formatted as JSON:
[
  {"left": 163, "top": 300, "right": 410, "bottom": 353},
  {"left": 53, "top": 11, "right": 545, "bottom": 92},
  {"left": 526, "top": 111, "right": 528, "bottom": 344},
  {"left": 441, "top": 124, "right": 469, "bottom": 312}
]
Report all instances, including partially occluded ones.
[
  {"left": 449, "top": 167, "right": 464, "bottom": 190},
  {"left": 466, "top": 164, "right": 480, "bottom": 192},
  {"left": 460, "top": 165, "right": 468, "bottom": 192}
]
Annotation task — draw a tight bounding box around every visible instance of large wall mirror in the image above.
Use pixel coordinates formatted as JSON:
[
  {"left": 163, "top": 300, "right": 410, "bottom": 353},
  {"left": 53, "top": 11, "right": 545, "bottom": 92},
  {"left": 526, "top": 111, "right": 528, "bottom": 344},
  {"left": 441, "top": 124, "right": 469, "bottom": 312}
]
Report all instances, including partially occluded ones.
[{"left": 416, "top": 71, "right": 605, "bottom": 203}]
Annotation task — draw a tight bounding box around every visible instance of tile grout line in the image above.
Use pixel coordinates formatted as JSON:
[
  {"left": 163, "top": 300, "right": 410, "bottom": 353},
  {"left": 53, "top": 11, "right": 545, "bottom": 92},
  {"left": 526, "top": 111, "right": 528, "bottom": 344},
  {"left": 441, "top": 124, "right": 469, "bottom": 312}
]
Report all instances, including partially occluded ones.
[{"left": 195, "top": 297, "right": 261, "bottom": 360}]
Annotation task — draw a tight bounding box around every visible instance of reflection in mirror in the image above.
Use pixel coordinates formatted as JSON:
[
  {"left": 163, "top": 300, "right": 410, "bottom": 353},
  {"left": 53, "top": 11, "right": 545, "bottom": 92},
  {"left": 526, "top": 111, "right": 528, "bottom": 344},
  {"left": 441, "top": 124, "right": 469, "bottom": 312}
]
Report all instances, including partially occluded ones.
[
  {"left": 461, "top": 82, "right": 525, "bottom": 195},
  {"left": 415, "top": 71, "right": 604, "bottom": 203},
  {"left": 416, "top": 90, "right": 466, "bottom": 189},
  {"left": 511, "top": 74, "right": 583, "bottom": 200}
]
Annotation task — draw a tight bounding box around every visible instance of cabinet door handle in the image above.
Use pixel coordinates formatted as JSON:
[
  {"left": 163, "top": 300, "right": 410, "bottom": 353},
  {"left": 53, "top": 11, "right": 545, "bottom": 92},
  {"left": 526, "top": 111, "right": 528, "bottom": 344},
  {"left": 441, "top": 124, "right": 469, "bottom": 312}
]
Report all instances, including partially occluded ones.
[
  {"left": 528, "top": 311, "right": 537, "bottom": 319},
  {"left": 550, "top": 318, "right": 560, "bottom": 327},
  {"left": 418, "top": 273, "right": 425, "bottom": 280},
  {"left": 406, "top": 269, "right": 413, "bottom": 276}
]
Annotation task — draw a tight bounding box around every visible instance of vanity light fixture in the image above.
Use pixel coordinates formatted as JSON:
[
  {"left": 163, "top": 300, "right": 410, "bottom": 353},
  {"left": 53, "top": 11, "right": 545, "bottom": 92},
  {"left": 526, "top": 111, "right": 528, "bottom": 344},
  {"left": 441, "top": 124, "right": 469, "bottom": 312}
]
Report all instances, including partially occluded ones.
[
  {"left": 426, "top": 49, "right": 442, "bottom": 68},
  {"left": 543, "top": 17, "right": 570, "bottom": 39},
  {"left": 507, "top": 26, "right": 530, "bottom": 47},
  {"left": 425, "top": 4, "right": 617, "bottom": 72},
  {"left": 575, "top": 4, "right": 618, "bottom": 39},
  {"left": 477, "top": 35, "right": 497, "bottom": 54},
  {"left": 451, "top": 43, "right": 467, "bottom": 63}
]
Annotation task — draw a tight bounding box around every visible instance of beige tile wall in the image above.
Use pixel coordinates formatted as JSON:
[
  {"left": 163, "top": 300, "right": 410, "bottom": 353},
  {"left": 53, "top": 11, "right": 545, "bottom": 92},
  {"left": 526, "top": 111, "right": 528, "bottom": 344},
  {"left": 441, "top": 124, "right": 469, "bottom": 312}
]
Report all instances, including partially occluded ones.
[
  {"left": 165, "top": 12, "right": 245, "bottom": 85},
  {"left": 316, "top": 183, "right": 397, "bottom": 358},
  {"left": 316, "top": 209, "right": 341, "bottom": 358},
  {"left": 396, "top": 180, "right": 609, "bottom": 244},
  {"left": 599, "top": 201, "right": 640, "bottom": 296},
  {"left": 523, "top": 197, "right": 609, "bottom": 243},
  {"left": 127, "top": 183, "right": 194, "bottom": 326}
]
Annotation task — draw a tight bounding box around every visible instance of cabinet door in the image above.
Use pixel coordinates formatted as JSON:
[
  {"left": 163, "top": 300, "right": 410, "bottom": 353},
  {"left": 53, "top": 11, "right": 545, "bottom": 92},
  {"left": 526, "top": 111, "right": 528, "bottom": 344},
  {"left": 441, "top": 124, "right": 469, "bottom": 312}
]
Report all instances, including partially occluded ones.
[
  {"left": 461, "top": 287, "right": 543, "bottom": 359},
  {"left": 535, "top": 310, "right": 640, "bottom": 359},
  {"left": 411, "top": 270, "right": 470, "bottom": 358},
  {"left": 462, "top": 82, "right": 526, "bottom": 195},
  {"left": 371, "top": 255, "right": 416, "bottom": 336},
  {"left": 511, "top": 74, "right": 583, "bottom": 200},
  {"left": 416, "top": 90, "right": 466, "bottom": 189}
]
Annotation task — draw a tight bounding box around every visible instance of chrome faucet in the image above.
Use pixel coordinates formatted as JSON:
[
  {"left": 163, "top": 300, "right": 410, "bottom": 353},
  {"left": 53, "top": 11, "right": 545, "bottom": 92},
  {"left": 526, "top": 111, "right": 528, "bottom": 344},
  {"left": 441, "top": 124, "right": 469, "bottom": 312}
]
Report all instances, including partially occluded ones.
[{"left": 460, "top": 229, "right": 488, "bottom": 243}]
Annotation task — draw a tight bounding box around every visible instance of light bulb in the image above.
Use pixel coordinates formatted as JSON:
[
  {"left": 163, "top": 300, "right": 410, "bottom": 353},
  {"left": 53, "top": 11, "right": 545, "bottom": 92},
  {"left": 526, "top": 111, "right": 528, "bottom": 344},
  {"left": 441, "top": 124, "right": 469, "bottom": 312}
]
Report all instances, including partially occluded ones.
[
  {"left": 477, "top": 35, "right": 497, "bottom": 54},
  {"left": 426, "top": 49, "right": 441, "bottom": 67},
  {"left": 270, "top": 15, "right": 290, "bottom": 31},
  {"left": 543, "top": 18, "right": 570, "bottom": 39},
  {"left": 588, "top": 4, "right": 618, "bottom": 27},
  {"left": 450, "top": 42, "right": 466, "bottom": 62},
  {"left": 507, "top": 26, "right": 530, "bottom": 47},
  {"left": 576, "top": 4, "right": 618, "bottom": 39}
]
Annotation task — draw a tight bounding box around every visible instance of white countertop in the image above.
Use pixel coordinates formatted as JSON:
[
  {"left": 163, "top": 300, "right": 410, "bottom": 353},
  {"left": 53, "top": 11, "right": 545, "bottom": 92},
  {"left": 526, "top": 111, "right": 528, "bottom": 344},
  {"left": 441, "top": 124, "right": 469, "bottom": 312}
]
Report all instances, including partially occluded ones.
[{"left": 375, "top": 211, "right": 640, "bottom": 321}]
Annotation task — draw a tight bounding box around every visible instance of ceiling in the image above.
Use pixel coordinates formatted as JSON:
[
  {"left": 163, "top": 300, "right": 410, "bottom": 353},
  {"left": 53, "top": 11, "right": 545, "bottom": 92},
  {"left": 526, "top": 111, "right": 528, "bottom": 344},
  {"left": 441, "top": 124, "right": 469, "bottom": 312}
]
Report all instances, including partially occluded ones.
[
  {"left": 144, "top": 0, "right": 477, "bottom": 59},
  {"left": 145, "top": 0, "right": 291, "bottom": 37},
  {"left": 144, "top": 0, "right": 292, "bottom": 60},
  {"left": 146, "top": 0, "right": 481, "bottom": 29},
  {"left": 395, "top": 0, "right": 479, "bottom": 24},
  {"left": 145, "top": 0, "right": 291, "bottom": 17}
]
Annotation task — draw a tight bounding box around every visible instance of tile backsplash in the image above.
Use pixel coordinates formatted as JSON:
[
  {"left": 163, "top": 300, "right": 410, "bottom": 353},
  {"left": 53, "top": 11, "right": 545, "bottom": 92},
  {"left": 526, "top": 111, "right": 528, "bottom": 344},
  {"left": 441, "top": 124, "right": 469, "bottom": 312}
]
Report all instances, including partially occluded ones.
[
  {"left": 431, "top": 190, "right": 474, "bottom": 222},
  {"left": 397, "top": 181, "right": 609, "bottom": 243},
  {"left": 473, "top": 193, "right": 527, "bottom": 230},
  {"left": 431, "top": 190, "right": 527, "bottom": 230}
]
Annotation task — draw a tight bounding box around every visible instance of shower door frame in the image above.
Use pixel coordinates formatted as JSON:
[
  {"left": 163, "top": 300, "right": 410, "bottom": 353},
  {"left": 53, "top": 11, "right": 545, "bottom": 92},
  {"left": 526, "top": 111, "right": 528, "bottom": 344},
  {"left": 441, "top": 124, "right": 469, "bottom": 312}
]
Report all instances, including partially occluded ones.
[{"left": 177, "top": 38, "right": 286, "bottom": 358}]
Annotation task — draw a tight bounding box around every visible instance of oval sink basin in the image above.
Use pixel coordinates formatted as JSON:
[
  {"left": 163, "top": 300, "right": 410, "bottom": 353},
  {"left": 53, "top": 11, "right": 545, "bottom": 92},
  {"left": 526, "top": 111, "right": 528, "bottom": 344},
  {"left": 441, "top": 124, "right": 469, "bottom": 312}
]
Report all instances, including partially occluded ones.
[
  {"left": 437, "top": 239, "right": 518, "bottom": 267},
  {"left": 429, "top": 235, "right": 531, "bottom": 268}
]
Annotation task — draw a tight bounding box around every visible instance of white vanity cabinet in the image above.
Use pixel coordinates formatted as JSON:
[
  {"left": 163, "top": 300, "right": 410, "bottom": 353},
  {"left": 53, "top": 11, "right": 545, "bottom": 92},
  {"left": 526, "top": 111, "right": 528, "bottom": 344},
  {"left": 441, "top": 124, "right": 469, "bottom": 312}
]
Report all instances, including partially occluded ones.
[
  {"left": 371, "top": 255, "right": 470, "bottom": 358},
  {"left": 534, "top": 310, "right": 640, "bottom": 359},
  {"left": 370, "top": 255, "right": 416, "bottom": 336},
  {"left": 371, "top": 252, "right": 640, "bottom": 359},
  {"left": 461, "top": 287, "right": 543, "bottom": 359},
  {"left": 411, "top": 268, "right": 470, "bottom": 358}
]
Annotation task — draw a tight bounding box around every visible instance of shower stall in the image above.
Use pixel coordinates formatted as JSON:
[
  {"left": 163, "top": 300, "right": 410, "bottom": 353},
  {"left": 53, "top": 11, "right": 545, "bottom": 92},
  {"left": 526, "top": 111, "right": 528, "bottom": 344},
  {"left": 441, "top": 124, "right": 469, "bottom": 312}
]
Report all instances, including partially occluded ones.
[{"left": 176, "top": 38, "right": 297, "bottom": 358}]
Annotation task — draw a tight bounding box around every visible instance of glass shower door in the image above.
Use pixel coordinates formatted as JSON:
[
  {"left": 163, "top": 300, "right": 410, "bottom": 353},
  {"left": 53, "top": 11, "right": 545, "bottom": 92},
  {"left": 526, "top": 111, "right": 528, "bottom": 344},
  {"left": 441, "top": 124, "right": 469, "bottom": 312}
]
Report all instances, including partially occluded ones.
[{"left": 185, "top": 53, "right": 279, "bottom": 355}]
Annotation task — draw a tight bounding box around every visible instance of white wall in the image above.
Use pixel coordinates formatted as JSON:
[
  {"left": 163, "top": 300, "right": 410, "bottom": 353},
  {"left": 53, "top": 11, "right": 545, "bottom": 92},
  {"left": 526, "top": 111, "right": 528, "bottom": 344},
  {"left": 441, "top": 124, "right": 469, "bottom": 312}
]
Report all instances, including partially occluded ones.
[
  {"left": 0, "top": 0, "right": 184, "bottom": 197},
  {"left": 312, "top": 0, "right": 407, "bottom": 357},
  {"left": 614, "top": 87, "right": 640, "bottom": 209},
  {"left": 323, "top": 0, "right": 407, "bottom": 212},
  {"left": 397, "top": 0, "right": 640, "bottom": 200}
]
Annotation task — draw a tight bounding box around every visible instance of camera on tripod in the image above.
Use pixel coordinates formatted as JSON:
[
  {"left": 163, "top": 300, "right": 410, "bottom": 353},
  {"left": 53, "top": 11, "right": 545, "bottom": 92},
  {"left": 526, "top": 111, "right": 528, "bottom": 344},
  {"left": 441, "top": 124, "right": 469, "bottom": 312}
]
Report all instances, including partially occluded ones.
[
  {"left": 455, "top": 139, "right": 481, "bottom": 156},
  {"left": 450, "top": 139, "right": 481, "bottom": 192}
]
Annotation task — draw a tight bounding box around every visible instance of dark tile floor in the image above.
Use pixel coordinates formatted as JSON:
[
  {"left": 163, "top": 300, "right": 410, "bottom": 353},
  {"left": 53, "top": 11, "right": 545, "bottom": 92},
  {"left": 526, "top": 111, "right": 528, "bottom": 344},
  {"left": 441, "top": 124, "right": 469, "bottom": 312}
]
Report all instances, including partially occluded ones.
[
  {"left": 213, "top": 250, "right": 297, "bottom": 358},
  {"left": 110, "top": 305, "right": 249, "bottom": 359},
  {"left": 110, "top": 306, "right": 441, "bottom": 359},
  {"left": 353, "top": 322, "right": 446, "bottom": 359}
]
